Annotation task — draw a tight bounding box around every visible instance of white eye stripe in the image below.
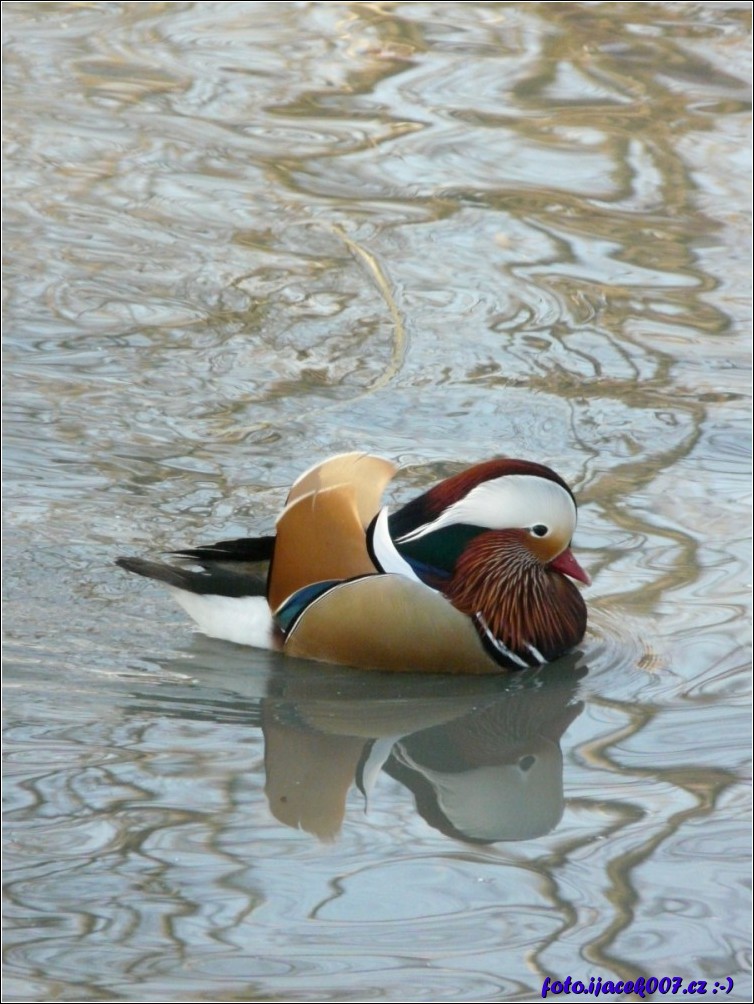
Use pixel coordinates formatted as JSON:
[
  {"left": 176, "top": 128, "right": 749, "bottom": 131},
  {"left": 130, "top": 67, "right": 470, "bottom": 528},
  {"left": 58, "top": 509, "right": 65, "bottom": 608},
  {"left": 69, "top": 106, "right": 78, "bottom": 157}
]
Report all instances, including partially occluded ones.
[{"left": 395, "top": 475, "right": 577, "bottom": 543}]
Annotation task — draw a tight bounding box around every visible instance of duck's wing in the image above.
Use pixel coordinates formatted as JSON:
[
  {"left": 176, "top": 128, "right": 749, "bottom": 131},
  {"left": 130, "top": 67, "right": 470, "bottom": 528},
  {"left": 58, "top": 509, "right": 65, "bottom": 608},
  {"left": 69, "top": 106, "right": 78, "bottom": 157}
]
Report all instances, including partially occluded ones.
[
  {"left": 170, "top": 535, "right": 275, "bottom": 566},
  {"left": 117, "top": 531, "right": 275, "bottom": 595},
  {"left": 268, "top": 454, "right": 398, "bottom": 612},
  {"left": 115, "top": 552, "right": 268, "bottom": 596},
  {"left": 278, "top": 574, "right": 500, "bottom": 675},
  {"left": 268, "top": 485, "right": 378, "bottom": 612},
  {"left": 116, "top": 453, "right": 399, "bottom": 651},
  {"left": 284, "top": 452, "right": 397, "bottom": 524}
]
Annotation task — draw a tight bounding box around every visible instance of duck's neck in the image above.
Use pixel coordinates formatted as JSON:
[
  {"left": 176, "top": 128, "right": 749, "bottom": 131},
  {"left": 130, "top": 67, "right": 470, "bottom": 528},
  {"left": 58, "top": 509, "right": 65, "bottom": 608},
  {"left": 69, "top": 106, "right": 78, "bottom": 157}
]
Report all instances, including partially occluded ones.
[
  {"left": 443, "top": 530, "right": 587, "bottom": 668},
  {"left": 367, "top": 508, "right": 425, "bottom": 583},
  {"left": 386, "top": 495, "right": 485, "bottom": 587}
]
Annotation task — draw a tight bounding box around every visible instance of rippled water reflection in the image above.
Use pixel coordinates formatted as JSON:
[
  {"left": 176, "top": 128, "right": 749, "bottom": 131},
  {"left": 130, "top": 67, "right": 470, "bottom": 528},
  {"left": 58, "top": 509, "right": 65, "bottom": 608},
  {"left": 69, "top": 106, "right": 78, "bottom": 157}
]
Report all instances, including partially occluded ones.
[{"left": 3, "top": 2, "right": 751, "bottom": 1001}]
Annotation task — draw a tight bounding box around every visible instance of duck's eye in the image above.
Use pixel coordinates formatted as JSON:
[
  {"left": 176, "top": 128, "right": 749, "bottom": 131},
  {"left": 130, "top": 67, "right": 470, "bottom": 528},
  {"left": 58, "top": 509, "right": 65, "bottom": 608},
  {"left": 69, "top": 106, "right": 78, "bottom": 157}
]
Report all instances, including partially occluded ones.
[{"left": 530, "top": 524, "right": 549, "bottom": 537}]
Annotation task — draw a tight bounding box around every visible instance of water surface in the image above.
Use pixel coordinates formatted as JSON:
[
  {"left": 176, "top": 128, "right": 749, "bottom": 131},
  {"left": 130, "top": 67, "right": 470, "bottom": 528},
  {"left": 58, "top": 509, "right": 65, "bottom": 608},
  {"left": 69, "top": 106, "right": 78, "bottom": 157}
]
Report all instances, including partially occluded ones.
[{"left": 3, "top": 2, "right": 751, "bottom": 1001}]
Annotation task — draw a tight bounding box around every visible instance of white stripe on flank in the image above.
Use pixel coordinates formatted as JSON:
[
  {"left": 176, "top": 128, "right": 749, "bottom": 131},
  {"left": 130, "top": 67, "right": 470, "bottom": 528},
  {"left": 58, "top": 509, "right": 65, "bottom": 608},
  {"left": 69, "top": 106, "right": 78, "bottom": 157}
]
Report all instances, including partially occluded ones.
[
  {"left": 526, "top": 643, "right": 547, "bottom": 665},
  {"left": 476, "top": 612, "right": 530, "bottom": 669}
]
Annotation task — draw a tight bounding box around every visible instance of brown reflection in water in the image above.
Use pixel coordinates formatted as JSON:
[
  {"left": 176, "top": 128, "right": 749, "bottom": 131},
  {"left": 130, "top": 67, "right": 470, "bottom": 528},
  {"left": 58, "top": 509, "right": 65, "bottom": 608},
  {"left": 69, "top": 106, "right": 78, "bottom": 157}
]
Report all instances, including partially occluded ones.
[
  {"left": 3, "top": 0, "right": 749, "bottom": 997},
  {"left": 262, "top": 658, "right": 586, "bottom": 843}
]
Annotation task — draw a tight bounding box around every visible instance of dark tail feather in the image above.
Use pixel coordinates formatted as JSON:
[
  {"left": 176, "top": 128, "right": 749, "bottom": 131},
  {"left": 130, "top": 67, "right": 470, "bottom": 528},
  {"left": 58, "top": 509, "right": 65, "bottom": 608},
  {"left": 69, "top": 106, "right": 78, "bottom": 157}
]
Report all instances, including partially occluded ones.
[
  {"left": 115, "top": 556, "right": 267, "bottom": 598},
  {"left": 171, "top": 535, "right": 275, "bottom": 564}
]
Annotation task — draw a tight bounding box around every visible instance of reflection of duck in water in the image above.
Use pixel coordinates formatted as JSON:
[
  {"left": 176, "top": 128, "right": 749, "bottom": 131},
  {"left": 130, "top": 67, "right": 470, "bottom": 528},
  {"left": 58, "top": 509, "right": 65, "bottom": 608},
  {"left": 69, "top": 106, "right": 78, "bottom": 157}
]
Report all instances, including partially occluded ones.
[
  {"left": 118, "top": 453, "right": 590, "bottom": 674},
  {"left": 262, "top": 658, "right": 586, "bottom": 842}
]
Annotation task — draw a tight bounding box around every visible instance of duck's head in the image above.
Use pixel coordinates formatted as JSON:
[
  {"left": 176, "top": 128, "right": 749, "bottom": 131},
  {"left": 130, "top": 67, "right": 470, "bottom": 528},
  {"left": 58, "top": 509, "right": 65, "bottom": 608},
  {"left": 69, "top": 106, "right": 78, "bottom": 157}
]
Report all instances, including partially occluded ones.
[{"left": 381, "top": 459, "right": 590, "bottom": 668}]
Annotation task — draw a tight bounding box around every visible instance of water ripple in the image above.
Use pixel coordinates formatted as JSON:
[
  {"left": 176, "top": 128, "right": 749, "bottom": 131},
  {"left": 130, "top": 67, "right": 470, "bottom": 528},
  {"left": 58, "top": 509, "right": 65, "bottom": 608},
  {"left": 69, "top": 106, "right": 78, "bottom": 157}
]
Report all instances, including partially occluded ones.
[{"left": 3, "top": 1, "right": 751, "bottom": 1001}]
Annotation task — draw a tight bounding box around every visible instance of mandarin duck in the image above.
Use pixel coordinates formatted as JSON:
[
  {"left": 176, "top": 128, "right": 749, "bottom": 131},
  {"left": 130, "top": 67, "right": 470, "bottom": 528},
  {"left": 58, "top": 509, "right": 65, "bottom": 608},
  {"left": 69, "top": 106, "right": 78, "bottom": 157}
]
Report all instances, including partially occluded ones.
[{"left": 117, "top": 452, "right": 590, "bottom": 673}]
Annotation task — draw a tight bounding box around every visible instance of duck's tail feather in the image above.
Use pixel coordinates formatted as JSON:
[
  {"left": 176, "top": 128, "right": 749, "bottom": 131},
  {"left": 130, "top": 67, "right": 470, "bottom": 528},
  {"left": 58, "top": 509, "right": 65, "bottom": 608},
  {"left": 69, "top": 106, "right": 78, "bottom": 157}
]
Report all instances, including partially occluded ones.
[
  {"left": 170, "top": 535, "right": 275, "bottom": 565},
  {"left": 115, "top": 555, "right": 267, "bottom": 598}
]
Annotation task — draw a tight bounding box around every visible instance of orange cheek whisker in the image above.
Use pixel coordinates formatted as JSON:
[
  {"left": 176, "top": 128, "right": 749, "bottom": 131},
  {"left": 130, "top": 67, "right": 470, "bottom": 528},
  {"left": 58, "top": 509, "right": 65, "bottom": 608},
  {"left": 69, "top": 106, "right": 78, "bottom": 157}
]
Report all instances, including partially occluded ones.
[{"left": 442, "top": 529, "right": 587, "bottom": 663}]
